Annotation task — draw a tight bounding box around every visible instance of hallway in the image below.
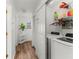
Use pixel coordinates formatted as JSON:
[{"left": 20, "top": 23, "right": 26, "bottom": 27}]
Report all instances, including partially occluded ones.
[{"left": 14, "top": 41, "right": 38, "bottom": 59}]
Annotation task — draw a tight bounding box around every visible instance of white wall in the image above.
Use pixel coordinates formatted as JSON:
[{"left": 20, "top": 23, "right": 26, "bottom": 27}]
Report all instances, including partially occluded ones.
[
  {"left": 12, "top": 7, "right": 18, "bottom": 59},
  {"left": 6, "top": 0, "right": 16, "bottom": 59}
]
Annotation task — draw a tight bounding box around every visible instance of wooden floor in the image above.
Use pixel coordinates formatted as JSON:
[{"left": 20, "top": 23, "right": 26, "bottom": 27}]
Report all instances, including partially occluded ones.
[{"left": 14, "top": 41, "right": 38, "bottom": 59}]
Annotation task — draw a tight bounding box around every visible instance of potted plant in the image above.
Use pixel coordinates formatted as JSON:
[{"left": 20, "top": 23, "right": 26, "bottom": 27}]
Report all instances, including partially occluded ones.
[{"left": 19, "top": 22, "right": 26, "bottom": 31}]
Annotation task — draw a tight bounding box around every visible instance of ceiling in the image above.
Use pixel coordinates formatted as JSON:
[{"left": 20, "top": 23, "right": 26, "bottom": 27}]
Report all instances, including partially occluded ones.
[{"left": 13, "top": 0, "right": 41, "bottom": 12}]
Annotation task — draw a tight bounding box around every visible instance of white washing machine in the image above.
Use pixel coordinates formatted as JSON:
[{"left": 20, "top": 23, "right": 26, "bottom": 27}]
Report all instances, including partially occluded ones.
[
  {"left": 47, "top": 33, "right": 73, "bottom": 59},
  {"left": 51, "top": 39, "right": 73, "bottom": 59}
]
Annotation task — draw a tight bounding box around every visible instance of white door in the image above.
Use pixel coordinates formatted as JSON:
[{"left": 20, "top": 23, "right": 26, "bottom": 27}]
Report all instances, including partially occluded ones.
[
  {"left": 51, "top": 40, "right": 73, "bottom": 59},
  {"left": 6, "top": 5, "right": 13, "bottom": 59},
  {"left": 34, "top": 5, "right": 46, "bottom": 59}
]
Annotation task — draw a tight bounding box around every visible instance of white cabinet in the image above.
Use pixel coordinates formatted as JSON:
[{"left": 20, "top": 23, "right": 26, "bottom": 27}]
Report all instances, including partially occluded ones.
[{"left": 51, "top": 40, "right": 73, "bottom": 59}]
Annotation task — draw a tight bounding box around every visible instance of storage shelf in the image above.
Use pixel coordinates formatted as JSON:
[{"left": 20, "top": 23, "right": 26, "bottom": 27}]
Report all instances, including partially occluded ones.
[{"left": 50, "top": 16, "right": 73, "bottom": 26}]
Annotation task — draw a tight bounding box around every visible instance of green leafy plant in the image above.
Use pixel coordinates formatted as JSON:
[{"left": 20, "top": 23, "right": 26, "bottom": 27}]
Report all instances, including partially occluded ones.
[{"left": 19, "top": 22, "right": 26, "bottom": 31}]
